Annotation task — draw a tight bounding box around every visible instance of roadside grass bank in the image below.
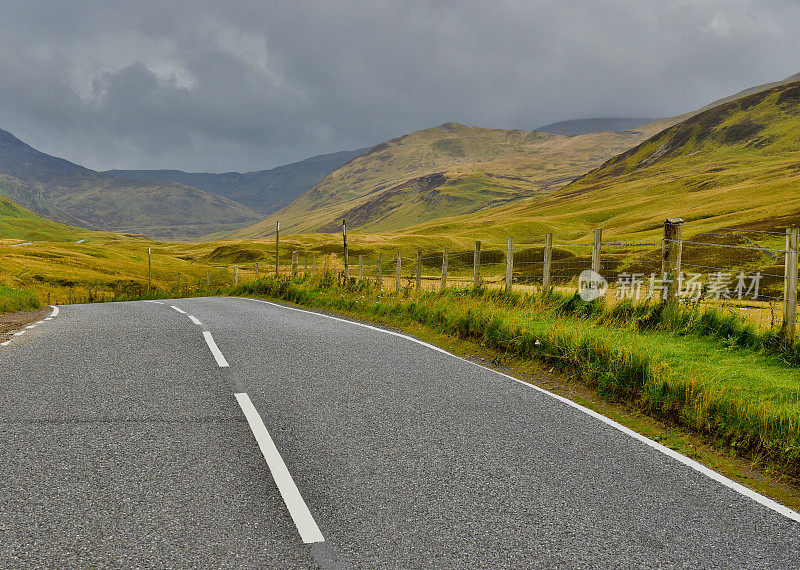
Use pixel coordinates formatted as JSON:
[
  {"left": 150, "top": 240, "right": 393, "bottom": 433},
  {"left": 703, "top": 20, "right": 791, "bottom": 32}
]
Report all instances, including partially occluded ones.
[
  {"left": 232, "top": 275, "right": 800, "bottom": 486},
  {"left": 0, "top": 285, "right": 41, "bottom": 314}
]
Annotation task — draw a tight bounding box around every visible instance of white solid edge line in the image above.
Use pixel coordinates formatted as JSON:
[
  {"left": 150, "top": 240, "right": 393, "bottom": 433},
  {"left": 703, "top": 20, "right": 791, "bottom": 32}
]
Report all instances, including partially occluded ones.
[
  {"left": 243, "top": 297, "right": 800, "bottom": 524},
  {"left": 25, "top": 325, "right": 37, "bottom": 329},
  {"left": 188, "top": 315, "right": 202, "bottom": 326},
  {"left": 235, "top": 392, "right": 325, "bottom": 544},
  {"left": 142, "top": 300, "right": 165, "bottom": 305},
  {"left": 13, "top": 330, "right": 26, "bottom": 336},
  {"left": 1, "top": 340, "right": 10, "bottom": 346},
  {"left": 202, "top": 331, "right": 229, "bottom": 367},
  {"left": 170, "top": 305, "right": 187, "bottom": 314},
  {"left": 49, "top": 305, "right": 59, "bottom": 317}
]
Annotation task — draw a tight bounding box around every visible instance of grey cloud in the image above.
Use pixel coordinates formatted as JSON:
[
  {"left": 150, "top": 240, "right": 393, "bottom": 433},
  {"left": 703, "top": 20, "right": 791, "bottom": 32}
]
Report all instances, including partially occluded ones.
[{"left": 0, "top": 0, "right": 798, "bottom": 172}]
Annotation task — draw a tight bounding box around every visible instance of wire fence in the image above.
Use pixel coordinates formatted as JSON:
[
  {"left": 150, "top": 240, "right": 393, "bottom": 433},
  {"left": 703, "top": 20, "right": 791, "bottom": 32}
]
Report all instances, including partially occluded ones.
[{"left": 35, "top": 220, "right": 800, "bottom": 336}]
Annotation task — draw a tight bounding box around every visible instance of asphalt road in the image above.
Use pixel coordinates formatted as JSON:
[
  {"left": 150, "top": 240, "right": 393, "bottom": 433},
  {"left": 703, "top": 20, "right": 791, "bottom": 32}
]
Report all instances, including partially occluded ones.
[{"left": 1, "top": 296, "right": 799, "bottom": 568}]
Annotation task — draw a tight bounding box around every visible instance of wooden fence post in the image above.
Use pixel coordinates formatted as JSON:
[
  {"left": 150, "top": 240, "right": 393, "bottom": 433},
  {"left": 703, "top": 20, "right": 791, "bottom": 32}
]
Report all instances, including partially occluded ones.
[
  {"left": 440, "top": 248, "right": 448, "bottom": 291},
  {"left": 69, "top": 286, "right": 73, "bottom": 304},
  {"left": 783, "top": 227, "right": 798, "bottom": 339},
  {"left": 396, "top": 251, "right": 402, "bottom": 292},
  {"left": 416, "top": 250, "right": 422, "bottom": 290},
  {"left": 275, "top": 220, "right": 280, "bottom": 277},
  {"left": 304, "top": 252, "right": 309, "bottom": 278},
  {"left": 178, "top": 273, "right": 181, "bottom": 292},
  {"left": 234, "top": 264, "right": 238, "bottom": 286},
  {"left": 474, "top": 240, "right": 481, "bottom": 288},
  {"left": 505, "top": 237, "right": 514, "bottom": 292},
  {"left": 147, "top": 246, "right": 152, "bottom": 292},
  {"left": 377, "top": 253, "right": 383, "bottom": 289},
  {"left": 206, "top": 270, "right": 210, "bottom": 288},
  {"left": 255, "top": 262, "right": 259, "bottom": 278},
  {"left": 662, "top": 218, "right": 684, "bottom": 302},
  {"left": 312, "top": 255, "right": 317, "bottom": 276},
  {"left": 291, "top": 251, "right": 298, "bottom": 278},
  {"left": 342, "top": 219, "right": 349, "bottom": 283},
  {"left": 591, "top": 229, "right": 602, "bottom": 275},
  {"left": 359, "top": 255, "right": 364, "bottom": 281},
  {"left": 542, "top": 233, "right": 553, "bottom": 290},
  {"left": 88, "top": 285, "right": 93, "bottom": 302}
]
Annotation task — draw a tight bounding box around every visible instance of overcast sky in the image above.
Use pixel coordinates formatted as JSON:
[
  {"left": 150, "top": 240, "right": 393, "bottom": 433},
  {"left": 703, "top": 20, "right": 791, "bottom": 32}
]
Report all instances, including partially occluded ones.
[{"left": 0, "top": 1, "right": 798, "bottom": 173}]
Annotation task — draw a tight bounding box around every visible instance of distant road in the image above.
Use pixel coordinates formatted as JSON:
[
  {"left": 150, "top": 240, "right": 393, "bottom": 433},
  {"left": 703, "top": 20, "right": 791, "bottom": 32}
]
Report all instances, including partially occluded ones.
[{"left": 2, "top": 297, "right": 798, "bottom": 567}]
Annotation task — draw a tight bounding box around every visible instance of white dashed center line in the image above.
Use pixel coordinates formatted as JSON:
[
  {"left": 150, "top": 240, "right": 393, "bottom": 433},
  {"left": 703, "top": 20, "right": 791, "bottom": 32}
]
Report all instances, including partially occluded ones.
[
  {"left": 202, "top": 331, "right": 229, "bottom": 367},
  {"left": 188, "top": 315, "right": 202, "bottom": 326},
  {"left": 170, "top": 305, "right": 187, "bottom": 314},
  {"left": 235, "top": 392, "right": 325, "bottom": 544}
]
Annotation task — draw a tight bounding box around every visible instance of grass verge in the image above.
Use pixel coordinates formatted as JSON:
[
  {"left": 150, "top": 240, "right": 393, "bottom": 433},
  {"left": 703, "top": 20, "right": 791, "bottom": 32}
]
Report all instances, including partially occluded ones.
[{"left": 0, "top": 285, "right": 41, "bottom": 314}]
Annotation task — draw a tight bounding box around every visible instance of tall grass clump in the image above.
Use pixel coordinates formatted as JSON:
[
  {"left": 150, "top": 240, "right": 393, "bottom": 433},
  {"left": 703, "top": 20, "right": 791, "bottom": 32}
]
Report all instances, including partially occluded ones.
[{"left": 0, "top": 285, "right": 41, "bottom": 314}]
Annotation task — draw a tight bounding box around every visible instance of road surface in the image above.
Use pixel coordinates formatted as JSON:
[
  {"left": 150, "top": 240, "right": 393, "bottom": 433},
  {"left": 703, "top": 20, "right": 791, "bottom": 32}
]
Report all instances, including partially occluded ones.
[{"left": 1, "top": 297, "right": 798, "bottom": 568}]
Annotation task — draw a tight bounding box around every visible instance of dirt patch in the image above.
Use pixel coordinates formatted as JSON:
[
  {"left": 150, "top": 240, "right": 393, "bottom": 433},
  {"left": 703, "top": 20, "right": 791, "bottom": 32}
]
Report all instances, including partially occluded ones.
[{"left": 0, "top": 307, "right": 50, "bottom": 342}]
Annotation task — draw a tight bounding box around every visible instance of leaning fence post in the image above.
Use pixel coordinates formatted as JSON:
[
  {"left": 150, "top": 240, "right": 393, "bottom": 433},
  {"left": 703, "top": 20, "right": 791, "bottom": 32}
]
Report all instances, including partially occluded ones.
[
  {"left": 783, "top": 227, "right": 798, "bottom": 340},
  {"left": 591, "top": 229, "right": 602, "bottom": 275},
  {"left": 474, "top": 240, "right": 481, "bottom": 288},
  {"left": 662, "top": 218, "right": 684, "bottom": 302},
  {"left": 377, "top": 253, "right": 383, "bottom": 289},
  {"left": 359, "top": 255, "right": 364, "bottom": 281},
  {"left": 416, "top": 249, "right": 422, "bottom": 290},
  {"left": 178, "top": 273, "right": 182, "bottom": 292},
  {"left": 291, "top": 251, "right": 298, "bottom": 278},
  {"left": 440, "top": 248, "right": 448, "bottom": 291},
  {"left": 396, "top": 251, "right": 402, "bottom": 292},
  {"left": 542, "top": 233, "right": 553, "bottom": 290},
  {"left": 505, "top": 237, "right": 514, "bottom": 292}
]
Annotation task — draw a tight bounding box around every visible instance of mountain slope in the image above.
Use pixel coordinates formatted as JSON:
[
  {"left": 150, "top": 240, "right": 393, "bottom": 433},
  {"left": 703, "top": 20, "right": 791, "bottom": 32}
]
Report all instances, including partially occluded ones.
[
  {"left": 106, "top": 148, "right": 365, "bottom": 214},
  {"left": 0, "top": 129, "right": 261, "bottom": 239},
  {"left": 0, "top": 192, "right": 86, "bottom": 242},
  {"left": 535, "top": 118, "right": 658, "bottom": 136},
  {"left": 394, "top": 80, "right": 800, "bottom": 243},
  {"left": 230, "top": 121, "right": 671, "bottom": 238}
]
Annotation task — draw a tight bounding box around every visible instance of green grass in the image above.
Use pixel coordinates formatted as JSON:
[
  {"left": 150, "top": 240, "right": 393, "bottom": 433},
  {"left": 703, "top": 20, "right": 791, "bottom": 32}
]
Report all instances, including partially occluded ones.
[
  {"left": 0, "top": 284, "right": 41, "bottom": 314},
  {"left": 231, "top": 275, "right": 800, "bottom": 478}
]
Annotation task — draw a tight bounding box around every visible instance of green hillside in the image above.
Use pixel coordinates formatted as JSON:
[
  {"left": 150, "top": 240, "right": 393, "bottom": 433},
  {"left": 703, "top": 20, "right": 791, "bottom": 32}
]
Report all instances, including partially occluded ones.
[
  {"left": 394, "top": 80, "right": 800, "bottom": 243},
  {"left": 0, "top": 190, "right": 86, "bottom": 242},
  {"left": 230, "top": 121, "right": 669, "bottom": 238}
]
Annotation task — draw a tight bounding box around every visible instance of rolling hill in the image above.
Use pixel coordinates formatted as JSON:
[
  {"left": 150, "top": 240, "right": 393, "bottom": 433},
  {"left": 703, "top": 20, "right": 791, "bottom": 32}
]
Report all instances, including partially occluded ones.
[
  {"left": 106, "top": 148, "right": 365, "bottom": 214},
  {"left": 391, "top": 80, "right": 800, "bottom": 243},
  {"left": 229, "top": 120, "right": 672, "bottom": 238},
  {"left": 0, "top": 129, "right": 261, "bottom": 239},
  {"left": 0, "top": 191, "right": 87, "bottom": 242}
]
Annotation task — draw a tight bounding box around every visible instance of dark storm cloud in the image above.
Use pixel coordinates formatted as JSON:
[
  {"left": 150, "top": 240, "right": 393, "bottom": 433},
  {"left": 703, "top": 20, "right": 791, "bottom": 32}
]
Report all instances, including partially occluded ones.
[{"left": 0, "top": 1, "right": 798, "bottom": 172}]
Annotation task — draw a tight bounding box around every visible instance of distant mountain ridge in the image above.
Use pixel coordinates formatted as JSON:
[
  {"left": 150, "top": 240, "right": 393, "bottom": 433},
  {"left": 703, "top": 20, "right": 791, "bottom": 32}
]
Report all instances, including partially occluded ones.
[
  {"left": 228, "top": 120, "right": 671, "bottom": 238},
  {"left": 0, "top": 128, "right": 261, "bottom": 239},
  {"left": 535, "top": 118, "right": 659, "bottom": 136},
  {"left": 106, "top": 148, "right": 365, "bottom": 214}
]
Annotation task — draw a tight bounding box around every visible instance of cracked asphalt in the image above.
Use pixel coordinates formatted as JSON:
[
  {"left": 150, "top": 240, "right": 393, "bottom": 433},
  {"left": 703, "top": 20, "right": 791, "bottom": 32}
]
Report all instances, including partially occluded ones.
[{"left": 1, "top": 297, "right": 798, "bottom": 568}]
